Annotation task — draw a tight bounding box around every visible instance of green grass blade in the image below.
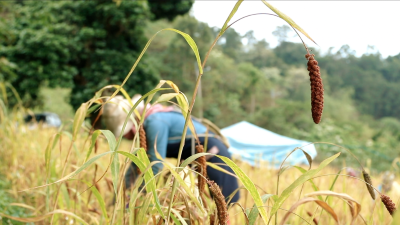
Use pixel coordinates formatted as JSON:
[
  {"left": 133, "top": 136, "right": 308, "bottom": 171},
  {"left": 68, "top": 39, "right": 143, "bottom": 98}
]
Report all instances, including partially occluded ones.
[
  {"left": 84, "top": 130, "right": 101, "bottom": 163},
  {"left": 220, "top": 0, "right": 244, "bottom": 35},
  {"left": 155, "top": 93, "right": 179, "bottom": 103},
  {"left": 261, "top": 0, "right": 316, "bottom": 44},
  {"left": 176, "top": 93, "right": 197, "bottom": 140},
  {"left": 99, "top": 130, "right": 119, "bottom": 195},
  {"left": 269, "top": 153, "right": 340, "bottom": 221},
  {"left": 100, "top": 130, "right": 117, "bottom": 151},
  {"left": 164, "top": 28, "right": 203, "bottom": 74},
  {"left": 82, "top": 181, "right": 109, "bottom": 223},
  {"left": 111, "top": 28, "right": 202, "bottom": 100},
  {"left": 171, "top": 208, "right": 188, "bottom": 225},
  {"left": 72, "top": 102, "right": 88, "bottom": 140},
  {"left": 215, "top": 155, "right": 269, "bottom": 224},
  {"left": 180, "top": 153, "right": 212, "bottom": 169},
  {"left": 45, "top": 133, "right": 60, "bottom": 178},
  {"left": 248, "top": 194, "right": 274, "bottom": 225},
  {"left": 23, "top": 151, "right": 113, "bottom": 191},
  {"left": 293, "top": 166, "right": 323, "bottom": 201},
  {"left": 162, "top": 162, "right": 205, "bottom": 214},
  {"left": 116, "top": 150, "right": 165, "bottom": 219}
]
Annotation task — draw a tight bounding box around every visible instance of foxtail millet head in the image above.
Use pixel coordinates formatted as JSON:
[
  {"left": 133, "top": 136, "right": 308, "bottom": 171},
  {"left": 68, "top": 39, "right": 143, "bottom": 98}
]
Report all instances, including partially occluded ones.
[{"left": 305, "top": 53, "right": 324, "bottom": 124}]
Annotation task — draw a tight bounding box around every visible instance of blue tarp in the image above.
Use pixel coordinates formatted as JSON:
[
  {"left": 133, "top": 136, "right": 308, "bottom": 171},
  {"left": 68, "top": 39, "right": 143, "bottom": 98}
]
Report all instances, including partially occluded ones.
[{"left": 221, "top": 121, "right": 317, "bottom": 167}]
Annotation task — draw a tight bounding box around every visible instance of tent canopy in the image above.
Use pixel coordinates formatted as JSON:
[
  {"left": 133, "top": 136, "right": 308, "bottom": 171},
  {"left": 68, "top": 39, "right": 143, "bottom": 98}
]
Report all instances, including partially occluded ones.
[{"left": 221, "top": 121, "right": 317, "bottom": 167}]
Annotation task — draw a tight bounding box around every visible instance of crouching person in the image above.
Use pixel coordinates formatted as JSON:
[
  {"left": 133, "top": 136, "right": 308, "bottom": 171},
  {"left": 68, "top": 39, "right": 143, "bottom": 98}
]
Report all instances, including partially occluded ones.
[{"left": 102, "top": 94, "right": 240, "bottom": 203}]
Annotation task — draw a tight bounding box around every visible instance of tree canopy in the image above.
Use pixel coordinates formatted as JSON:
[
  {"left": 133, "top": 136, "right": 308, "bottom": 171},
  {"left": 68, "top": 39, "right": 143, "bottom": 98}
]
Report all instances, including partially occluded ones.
[{"left": 0, "top": 0, "right": 193, "bottom": 109}]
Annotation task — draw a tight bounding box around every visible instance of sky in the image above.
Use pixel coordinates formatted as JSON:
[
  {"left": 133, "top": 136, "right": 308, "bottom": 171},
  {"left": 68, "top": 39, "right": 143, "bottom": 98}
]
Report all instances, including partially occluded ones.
[{"left": 192, "top": 1, "right": 400, "bottom": 58}]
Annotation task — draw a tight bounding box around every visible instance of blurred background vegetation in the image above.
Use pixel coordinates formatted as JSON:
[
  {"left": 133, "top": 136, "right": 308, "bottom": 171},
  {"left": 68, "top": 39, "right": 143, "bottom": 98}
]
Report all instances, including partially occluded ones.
[{"left": 1, "top": 0, "right": 400, "bottom": 172}]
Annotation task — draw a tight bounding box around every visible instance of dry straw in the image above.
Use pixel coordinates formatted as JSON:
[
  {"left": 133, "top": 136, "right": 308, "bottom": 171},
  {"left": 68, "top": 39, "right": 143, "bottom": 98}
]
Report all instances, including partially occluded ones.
[
  {"left": 381, "top": 194, "right": 396, "bottom": 216},
  {"left": 305, "top": 53, "right": 324, "bottom": 124},
  {"left": 362, "top": 169, "right": 376, "bottom": 200},
  {"left": 207, "top": 180, "right": 228, "bottom": 225}
]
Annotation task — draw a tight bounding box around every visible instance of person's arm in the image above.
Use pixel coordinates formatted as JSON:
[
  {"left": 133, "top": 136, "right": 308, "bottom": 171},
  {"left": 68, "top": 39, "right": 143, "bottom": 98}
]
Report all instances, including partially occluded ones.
[{"left": 144, "top": 118, "right": 169, "bottom": 175}]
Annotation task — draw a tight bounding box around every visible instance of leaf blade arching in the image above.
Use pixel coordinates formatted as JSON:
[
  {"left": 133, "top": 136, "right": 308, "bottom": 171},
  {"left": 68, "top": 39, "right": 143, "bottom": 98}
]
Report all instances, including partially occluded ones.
[
  {"left": 115, "top": 150, "right": 165, "bottom": 219},
  {"left": 261, "top": 0, "right": 316, "bottom": 44},
  {"left": 72, "top": 102, "right": 88, "bottom": 140},
  {"left": 110, "top": 28, "right": 202, "bottom": 100},
  {"left": 269, "top": 153, "right": 340, "bottom": 220},
  {"left": 248, "top": 194, "right": 275, "bottom": 225},
  {"left": 99, "top": 130, "right": 119, "bottom": 195},
  {"left": 215, "top": 155, "right": 269, "bottom": 224},
  {"left": 220, "top": 0, "right": 244, "bottom": 35}
]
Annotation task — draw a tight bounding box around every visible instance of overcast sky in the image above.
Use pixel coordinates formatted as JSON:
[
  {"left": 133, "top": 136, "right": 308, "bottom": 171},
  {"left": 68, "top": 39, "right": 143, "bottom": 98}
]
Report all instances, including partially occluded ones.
[{"left": 192, "top": 1, "right": 400, "bottom": 58}]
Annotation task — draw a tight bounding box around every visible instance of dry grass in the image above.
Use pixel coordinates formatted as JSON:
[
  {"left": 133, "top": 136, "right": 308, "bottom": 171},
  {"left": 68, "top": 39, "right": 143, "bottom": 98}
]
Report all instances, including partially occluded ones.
[{"left": 1, "top": 123, "right": 399, "bottom": 224}]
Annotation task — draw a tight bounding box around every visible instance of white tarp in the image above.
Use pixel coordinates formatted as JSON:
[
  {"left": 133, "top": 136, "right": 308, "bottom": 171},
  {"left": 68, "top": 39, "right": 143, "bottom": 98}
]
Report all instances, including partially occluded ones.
[{"left": 221, "top": 121, "right": 317, "bottom": 167}]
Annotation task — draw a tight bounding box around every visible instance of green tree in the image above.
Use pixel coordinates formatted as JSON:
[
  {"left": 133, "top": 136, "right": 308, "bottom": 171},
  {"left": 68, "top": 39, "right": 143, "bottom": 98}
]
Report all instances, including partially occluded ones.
[{"left": 0, "top": 0, "right": 193, "bottom": 109}]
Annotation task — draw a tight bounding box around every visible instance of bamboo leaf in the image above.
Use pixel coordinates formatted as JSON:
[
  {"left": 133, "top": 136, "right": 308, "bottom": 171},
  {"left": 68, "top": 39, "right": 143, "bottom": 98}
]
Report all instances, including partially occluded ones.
[
  {"left": 261, "top": 0, "right": 316, "bottom": 44},
  {"left": 215, "top": 155, "right": 269, "bottom": 224},
  {"left": 279, "top": 197, "right": 339, "bottom": 225},
  {"left": 270, "top": 153, "right": 340, "bottom": 220},
  {"left": 220, "top": 0, "right": 244, "bottom": 35}
]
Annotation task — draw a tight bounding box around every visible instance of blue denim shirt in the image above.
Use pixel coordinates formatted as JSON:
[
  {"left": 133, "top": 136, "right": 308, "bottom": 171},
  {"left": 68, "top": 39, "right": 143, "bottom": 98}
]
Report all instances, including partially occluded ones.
[{"left": 143, "top": 111, "right": 207, "bottom": 173}]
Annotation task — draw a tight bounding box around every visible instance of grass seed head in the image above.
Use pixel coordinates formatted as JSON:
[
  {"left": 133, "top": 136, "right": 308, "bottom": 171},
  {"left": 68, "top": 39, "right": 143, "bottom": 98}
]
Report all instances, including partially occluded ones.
[
  {"left": 196, "top": 144, "right": 207, "bottom": 195},
  {"left": 207, "top": 180, "right": 228, "bottom": 225},
  {"left": 381, "top": 194, "right": 396, "bottom": 216},
  {"left": 305, "top": 53, "right": 324, "bottom": 124},
  {"left": 362, "top": 170, "right": 376, "bottom": 200}
]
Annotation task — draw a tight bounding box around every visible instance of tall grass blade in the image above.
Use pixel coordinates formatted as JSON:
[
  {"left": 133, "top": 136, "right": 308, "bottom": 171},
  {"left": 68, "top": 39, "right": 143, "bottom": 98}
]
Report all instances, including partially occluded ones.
[
  {"left": 83, "top": 181, "right": 109, "bottom": 223},
  {"left": 155, "top": 93, "right": 179, "bottom": 103},
  {"left": 162, "top": 162, "right": 205, "bottom": 214},
  {"left": 220, "top": 0, "right": 244, "bottom": 35},
  {"left": 45, "top": 133, "right": 60, "bottom": 178},
  {"left": 215, "top": 155, "right": 269, "bottom": 224},
  {"left": 261, "top": 0, "right": 316, "bottom": 44},
  {"left": 99, "top": 130, "right": 119, "bottom": 195},
  {"left": 116, "top": 150, "right": 166, "bottom": 219},
  {"left": 171, "top": 208, "right": 189, "bottom": 225},
  {"left": 293, "top": 166, "right": 322, "bottom": 201},
  {"left": 22, "top": 151, "right": 113, "bottom": 191},
  {"left": 72, "top": 102, "right": 88, "bottom": 140},
  {"left": 84, "top": 130, "right": 102, "bottom": 163},
  {"left": 269, "top": 153, "right": 340, "bottom": 222},
  {"left": 110, "top": 28, "right": 202, "bottom": 99},
  {"left": 248, "top": 194, "right": 274, "bottom": 225}
]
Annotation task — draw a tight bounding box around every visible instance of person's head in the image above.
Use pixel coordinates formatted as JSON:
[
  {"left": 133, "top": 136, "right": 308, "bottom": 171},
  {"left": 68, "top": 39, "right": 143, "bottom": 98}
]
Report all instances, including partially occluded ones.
[{"left": 102, "top": 94, "right": 144, "bottom": 137}]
